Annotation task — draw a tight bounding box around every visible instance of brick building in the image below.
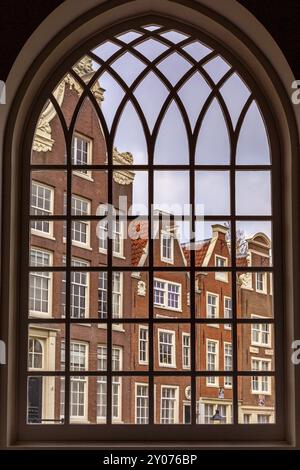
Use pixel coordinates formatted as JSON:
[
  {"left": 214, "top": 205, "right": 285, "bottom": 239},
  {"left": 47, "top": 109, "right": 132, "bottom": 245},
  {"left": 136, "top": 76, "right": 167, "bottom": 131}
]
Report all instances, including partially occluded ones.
[{"left": 28, "top": 59, "right": 274, "bottom": 426}]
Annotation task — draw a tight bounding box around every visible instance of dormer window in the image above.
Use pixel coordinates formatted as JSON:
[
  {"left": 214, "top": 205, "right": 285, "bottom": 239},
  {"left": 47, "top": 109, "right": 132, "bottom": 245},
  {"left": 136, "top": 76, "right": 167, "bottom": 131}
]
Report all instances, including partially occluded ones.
[
  {"left": 71, "top": 134, "right": 92, "bottom": 178},
  {"left": 161, "top": 231, "right": 174, "bottom": 264}
]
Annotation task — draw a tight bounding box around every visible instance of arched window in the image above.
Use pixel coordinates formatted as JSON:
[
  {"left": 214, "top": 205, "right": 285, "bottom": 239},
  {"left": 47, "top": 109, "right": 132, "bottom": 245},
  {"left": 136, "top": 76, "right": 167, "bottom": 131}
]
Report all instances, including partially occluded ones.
[{"left": 1, "top": 1, "right": 298, "bottom": 448}]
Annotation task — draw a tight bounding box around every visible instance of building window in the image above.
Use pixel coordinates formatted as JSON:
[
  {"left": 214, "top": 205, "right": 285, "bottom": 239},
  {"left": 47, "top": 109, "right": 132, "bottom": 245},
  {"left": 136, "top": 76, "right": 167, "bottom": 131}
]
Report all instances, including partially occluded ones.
[
  {"left": 62, "top": 258, "right": 89, "bottom": 318},
  {"left": 207, "top": 293, "right": 218, "bottom": 319},
  {"left": 243, "top": 414, "right": 252, "bottom": 424},
  {"left": 29, "top": 249, "right": 52, "bottom": 316},
  {"left": 160, "top": 387, "right": 178, "bottom": 424},
  {"left": 98, "top": 272, "right": 123, "bottom": 319},
  {"left": 135, "top": 384, "right": 149, "bottom": 424},
  {"left": 256, "top": 272, "right": 267, "bottom": 293},
  {"left": 251, "top": 359, "right": 271, "bottom": 394},
  {"left": 158, "top": 330, "right": 176, "bottom": 367},
  {"left": 215, "top": 256, "right": 228, "bottom": 282},
  {"left": 60, "top": 341, "right": 88, "bottom": 421},
  {"left": 182, "top": 333, "right": 191, "bottom": 369},
  {"left": 31, "top": 182, "right": 54, "bottom": 236},
  {"left": 154, "top": 279, "right": 181, "bottom": 311},
  {"left": 206, "top": 340, "right": 219, "bottom": 386},
  {"left": 257, "top": 414, "right": 270, "bottom": 424},
  {"left": 28, "top": 338, "right": 43, "bottom": 369},
  {"left": 251, "top": 321, "right": 271, "bottom": 347},
  {"left": 139, "top": 326, "right": 149, "bottom": 364},
  {"left": 161, "top": 231, "right": 174, "bottom": 263},
  {"left": 224, "top": 297, "right": 232, "bottom": 329},
  {"left": 98, "top": 206, "right": 124, "bottom": 257},
  {"left": 97, "top": 345, "right": 122, "bottom": 421},
  {"left": 224, "top": 343, "right": 232, "bottom": 387},
  {"left": 71, "top": 135, "right": 92, "bottom": 175},
  {"left": 204, "top": 404, "right": 230, "bottom": 424}
]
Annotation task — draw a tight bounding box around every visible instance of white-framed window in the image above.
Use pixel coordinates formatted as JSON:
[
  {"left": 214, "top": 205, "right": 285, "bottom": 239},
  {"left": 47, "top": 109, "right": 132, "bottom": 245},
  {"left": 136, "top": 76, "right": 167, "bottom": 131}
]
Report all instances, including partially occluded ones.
[
  {"left": 135, "top": 383, "right": 149, "bottom": 424},
  {"left": 98, "top": 272, "right": 123, "bottom": 319},
  {"left": 224, "top": 296, "right": 232, "bottom": 329},
  {"left": 160, "top": 231, "right": 174, "bottom": 263},
  {"left": 60, "top": 341, "right": 89, "bottom": 421},
  {"left": 160, "top": 386, "right": 179, "bottom": 424},
  {"left": 138, "top": 326, "right": 149, "bottom": 364},
  {"left": 203, "top": 404, "right": 231, "bottom": 424},
  {"left": 98, "top": 206, "right": 124, "bottom": 257},
  {"left": 215, "top": 255, "right": 228, "bottom": 282},
  {"left": 251, "top": 358, "right": 272, "bottom": 394},
  {"left": 72, "top": 195, "right": 91, "bottom": 247},
  {"left": 29, "top": 248, "right": 52, "bottom": 316},
  {"left": 97, "top": 345, "right": 122, "bottom": 421},
  {"left": 206, "top": 292, "right": 219, "bottom": 319},
  {"left": 182, "top": 333, "right": 191, "bottom": 369},
  {"left": 154, "top": 279, "right": 181, "bottom": 311},
  {"left": 28, "top": 338, "right": 44, "bottom": 369},
  {"left": 71, "top": 134, "right": 92, "bottom": 177},
  {"left": 243, "top": 413, "right": 252, "bottom": 424},
  {"left": 62, "top": 258, "right": 89, "bottom": 318},
  {"left": 224, "top": 342, "right": 232, "bottom": 388},
  {"left": 206, "top": 340, "right": 219, "bottom": 386},
  {"left": 158, "top": 329, "right": 176, "bottom": 367},
  {"left": 257, "top": 414, "right": 270, "bottom": 424},
  {"left": 31, "top": 181, "right": 54, "bottom": 237},
  {"left": 251, "top": 319, "right": 271, "bottom": 347},
  {"left": 256, "top": 272, "right": 267, "bottom": 293}
]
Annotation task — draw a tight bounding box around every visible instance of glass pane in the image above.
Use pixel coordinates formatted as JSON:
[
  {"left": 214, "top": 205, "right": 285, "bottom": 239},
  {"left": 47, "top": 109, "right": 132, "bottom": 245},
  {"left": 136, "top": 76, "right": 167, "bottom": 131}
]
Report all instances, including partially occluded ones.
[
  {"left": 220, "top": 72, "right": 251, "bottom": 129},
  {"left": 237, "top": 272, "right": 274, "bottom": 318},
  {"left": 30, "top": 221, "right": 66, "bottom": 267},
  {"left": 159, "top": 31, "right": 189, "bottom": 44},
  {"left": 236, "top": 101, "right": 270, "bottom": 165},
  {"left": 236, "top": 171, "right": 271, "bottom": 216},
  {"left": 114, "top": 101, "right": 148, "bottom": 164},
  {"left": 153, "top": 271, "right": 190, "bottom": 318},
  {"left": 182, "top": 41, "right": 212, "bottom": 62},
  {"left": 202, "top": 56, "right": 231, "bottom": 83},
  {"left": 97, "top": 71, "right": 125, "bottom": 131},
  {"left": 237, "top": 323, "right": 275, "bottom": 370},
  {"left": 27, "top": 376, "right": 64, "bottom": 424},
  {"left": 196, "top": 377, "right": 233, "bottom": 423},
  {"left": 28, "top": 324, "right": 65, "bottom": 371},
  {"left": 238, "top": 376, "right": 275, "bottom": 423},
  {"left": 111, "top": 52, "right": 146, "bottom": 86},
  {"left": 178, "top": 71, "right": 211, "bottom": 130},
  {"left": 195, "top": 272, "right": 232, "bottom": 320},
  {"left": 154, "top": 171, "right": 190, "bottom": 215},
  {"left": 195, "top": 171, "right": 230, "bottom": 215},
  {"left": 154, "top": 377, "right": 191, "bottom": 424},
  {"left": 154, "top": 323, "right": 190, "bottom": 370},
  {"left": 133, "top": 38, "right": 169, "bottom": 61},
  {"left": 195, "top": 98, "right": 230, "bottom": 164},
  {"left": 236, "top": 221, "right": 272, "bottom": 267},
  {"left": 69, "top": 376, "right": 101, "bottom": 424},
  {"left": 156, "top": 52, "right": 192, "bottom": 86},
  {"left": 196, "top": 325, "right": 232, "bottom": 371},
  {"left": 116, "top": 31, "right": 143, "bottom": 44},
  {"left": 92, "top": 41, "right": 121, "bottom": 61},
  {"left": 194, "top": 221, "right": 231, "bottom": 267}
]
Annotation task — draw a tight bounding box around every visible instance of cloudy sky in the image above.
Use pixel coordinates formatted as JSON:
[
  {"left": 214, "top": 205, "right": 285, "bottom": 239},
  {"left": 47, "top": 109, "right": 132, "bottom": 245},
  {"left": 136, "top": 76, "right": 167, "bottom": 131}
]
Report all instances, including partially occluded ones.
[{"left": 92, "top": 33, "right": 272, "bottom": 243}]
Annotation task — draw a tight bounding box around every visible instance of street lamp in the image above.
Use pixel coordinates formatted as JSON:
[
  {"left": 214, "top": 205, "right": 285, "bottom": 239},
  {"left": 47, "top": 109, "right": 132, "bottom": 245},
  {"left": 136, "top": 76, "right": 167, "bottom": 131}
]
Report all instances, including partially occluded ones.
[{"left": 210, "top": 408, "right": 226, "bottom": 424}]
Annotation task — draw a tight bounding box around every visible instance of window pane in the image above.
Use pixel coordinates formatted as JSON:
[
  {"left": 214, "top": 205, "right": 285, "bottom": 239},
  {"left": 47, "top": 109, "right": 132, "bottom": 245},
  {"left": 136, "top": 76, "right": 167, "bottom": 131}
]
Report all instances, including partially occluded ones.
[
  {"left": 195, "top": 171, "right": 230, "bottom": 215},
  {"left": 238, "top": 376, "right": 275, "bottom": 423},
  {"left": 236, "top": 221, "right": 272, "bottom": 267},
  {"left": 237, "top": 271, "right": 273, "bottom": 318},
  {"left": 237, "top": 323, "right": 275, "bottom": 370},
  {"left": 236, "top": 171, "right": 271, "bottom": 216},
  {"left": 155, "top": 377, "right": 191, "bottom": 424},
  {"left": 27, "top": 376, "right": 64, "bottom": 424},
  {"left": 196, "top": 377, "right": 233, "bottom": 424}
]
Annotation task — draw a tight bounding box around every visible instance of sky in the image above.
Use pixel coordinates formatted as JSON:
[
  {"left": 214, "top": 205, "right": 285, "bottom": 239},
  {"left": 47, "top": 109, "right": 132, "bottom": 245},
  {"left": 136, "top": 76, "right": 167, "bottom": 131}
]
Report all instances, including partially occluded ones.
[{"left": 89, "top": 29, "right": 272, "bottom": 244}]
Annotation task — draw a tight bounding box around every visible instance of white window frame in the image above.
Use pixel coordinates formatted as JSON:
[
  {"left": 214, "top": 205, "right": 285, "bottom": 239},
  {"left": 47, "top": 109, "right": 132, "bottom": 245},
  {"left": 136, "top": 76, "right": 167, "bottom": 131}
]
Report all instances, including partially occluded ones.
[
  {"left": 154, "top": 278, "right": 182, "bottom": 312},
  {"left": 135, "top": 382, "right": 149, "bottom": 424},
  {"left": 72, "top": 133, "right": 93, "bottom": 179},
  {"left": 160, "top": 230, "right": 174, "bottom": 264},
  {"left": 28, "top": 337, "right": 44, "bottom": 370},
  {"left": 215, "top": 255, "right": 228, "bottom": 282},
  {"left": 138, "top": 326, "right": 149, "bottom": 365},
  {"left": 71, "top": 194, "right": 91, "bottom": 249},
  {"left": 224, "top": 342, "right": 232, "bottom": 388},
  {"left": 251, "top": 357, "right": 272, "bottom": 395},
  {"left": 31, "top": 181, "right": 54, "bottom": 238},
  {"left": 68, "top": 341, "right": 89, "bottom": 423},
  {"left": 224, "top": 296, "right": 232, "bottom": 330},
  {"left": 160, "top": 386, "right": 179, "bottom": 424},
  {"left": 29, "top": 248, "right": 53, "bottom": 318},
  {"left": 206, "top": 292, "right": 219, "bottom": 322},
  {"left": 206, "top": 339, "right": 219, "bottom": 387},
  {"left": 158, "top": 329, "right": 176, "bottom": 368},
  {"left": 255, "top": 272, "right": 267, "bottom": 294},
  {"left": 182, "top": 333, "right": 191, "bottom": 369},
  {"left": 96, "top": 344, "right": 123, "bottom": 423},
  {"left": 251, "top": 315, "right": 272, "bottom": 348},
  {"left": 98, "top": 205, "right": 125, "bottom": 258}
]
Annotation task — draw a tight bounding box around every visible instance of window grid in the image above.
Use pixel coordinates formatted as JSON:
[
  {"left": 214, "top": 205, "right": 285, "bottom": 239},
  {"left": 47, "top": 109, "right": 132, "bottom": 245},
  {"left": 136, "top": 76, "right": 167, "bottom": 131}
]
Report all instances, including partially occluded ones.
[{"left": 25, "top": 21, "right": 277, "bottom": 432}]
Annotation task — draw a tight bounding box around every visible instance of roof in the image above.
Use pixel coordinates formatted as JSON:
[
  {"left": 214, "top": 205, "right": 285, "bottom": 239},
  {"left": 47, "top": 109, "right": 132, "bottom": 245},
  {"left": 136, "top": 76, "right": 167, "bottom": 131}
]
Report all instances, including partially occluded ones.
[{"left": 183, "top": 241, "right": 210, "bottom": 266}]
